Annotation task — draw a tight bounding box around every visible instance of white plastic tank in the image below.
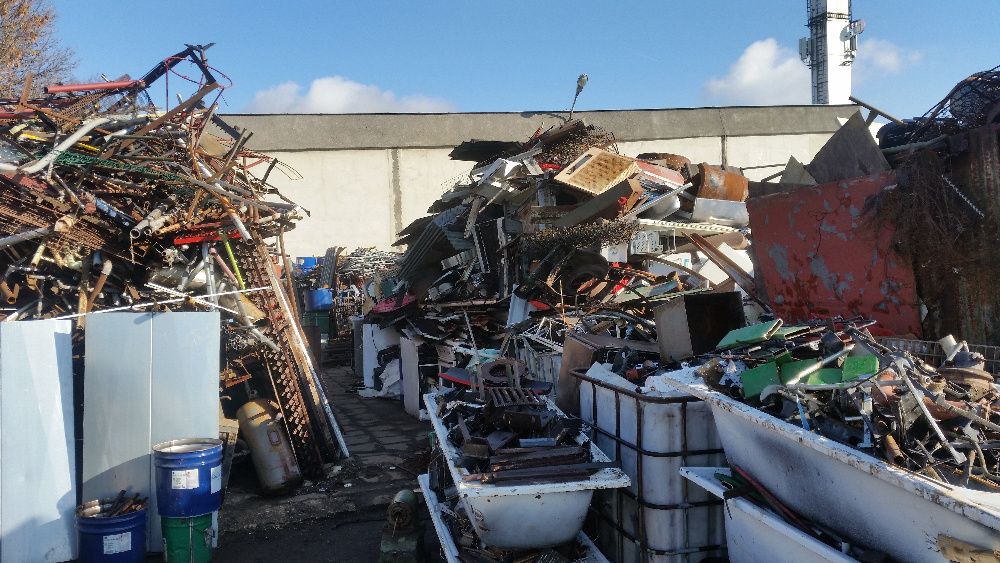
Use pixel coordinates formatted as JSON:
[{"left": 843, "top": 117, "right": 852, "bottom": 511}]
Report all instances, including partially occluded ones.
[
  {"left": 576, "top": 364, "right": 726, "bottom": 562},
  {"left": 236, "top": 399, "right": 303, "bottom": 495}
]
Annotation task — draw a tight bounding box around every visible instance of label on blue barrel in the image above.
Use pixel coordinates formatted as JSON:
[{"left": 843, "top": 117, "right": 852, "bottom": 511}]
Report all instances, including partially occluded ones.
[
  {"left": 210, "top": 465, "right": 222, "bottom": 493},
  {"left": 171, "top": 468, "right": 199, "bottom": 489},
  {"left": 103, "top": 531, "right": 131, "bottom": 555}
]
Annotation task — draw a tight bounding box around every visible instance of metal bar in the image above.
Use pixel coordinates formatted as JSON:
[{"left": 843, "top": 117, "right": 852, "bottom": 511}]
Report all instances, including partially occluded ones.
[{"left": 44, "top": 80, "right": 144, "bottom": 94}]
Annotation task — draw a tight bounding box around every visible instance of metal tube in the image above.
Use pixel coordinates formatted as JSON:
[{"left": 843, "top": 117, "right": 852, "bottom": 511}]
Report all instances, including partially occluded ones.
[
  {"left": 0, "top": 281, "right": 19, "bottom": 304},
  {"left": 53, "top": 286, "right": 269, "bottom": 320},
  {"left": 201, "top": 243, "right": 218, "bottom": 305},
  {"left": 783, "top": 344, "right": 855, "bottom": 386},
  {"left": 218, "top": 231, "right": 245, "bottom": 289},
  {"left": 15, "top": 117, "right": 114, "bottom": 174},
  {"left": 901, "top": 374, "right": 966, "bottom": 465},
  {"left": 0, "top": 226, "right": 53, "bottom": 248},
  {"left": 44, "top": 80, "right": 144, "bottom": 94},
  {"left": 146, "top": 283, "right": 237, "bottom": 315},
  {"left": 209, "top": 247, "right": 238, "bottom": 284},
  {"left": 85, "top": 259, "right": 113, "bottom": 312}
]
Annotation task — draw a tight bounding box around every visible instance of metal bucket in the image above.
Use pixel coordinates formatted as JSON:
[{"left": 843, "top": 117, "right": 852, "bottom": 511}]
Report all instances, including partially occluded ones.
[
  {"left": 161, "top": 513, "right": 214, "bottom": 563},
  {"left": 77, "top": 508, "right": 147, "bottom": 563},
  {"left": 152, "top": 438, "right": 223, "bottom": 517}
]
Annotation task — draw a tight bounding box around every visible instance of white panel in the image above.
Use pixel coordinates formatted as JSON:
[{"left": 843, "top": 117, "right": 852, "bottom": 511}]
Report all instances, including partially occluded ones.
[
  {"left": 400, "top": 337, "right": 421, "bottom": 417},
  {"left": 148, "top": 312, "right": 220, "bottom": 549},
  {"left": 82, "top": 313, "right": 153, "bottom": 515},
  {"left": 0, "top": 319, "right": 76, "bottom": 562}
]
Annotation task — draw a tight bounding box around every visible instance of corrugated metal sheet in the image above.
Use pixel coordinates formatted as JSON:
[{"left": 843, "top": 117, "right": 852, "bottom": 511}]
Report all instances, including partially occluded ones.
[{"left": 748, "top": 171, "right": 922, "bottom": 336}]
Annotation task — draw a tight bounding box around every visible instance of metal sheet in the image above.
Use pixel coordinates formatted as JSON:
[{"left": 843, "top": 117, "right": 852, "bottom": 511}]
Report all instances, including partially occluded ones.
[
  {"left": 84, "top": 312, "right": 220, "bottom": 552},
  {"left": 0, "top": 319, "right": 76, "bottom": 562},
  {"left": 149, "top": 312, "right": 220, "bottom": 549},
  {"left": 748, "top": 171, "right": 921, "bottom": 336},
  {"left": 83, "top": 312, "right": 154, "bottom": 525}
]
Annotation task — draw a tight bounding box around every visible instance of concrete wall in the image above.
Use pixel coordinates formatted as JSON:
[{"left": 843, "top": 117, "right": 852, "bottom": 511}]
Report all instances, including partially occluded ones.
[{"left": 222, "top": 105, "right": 859, "bottom": 256}]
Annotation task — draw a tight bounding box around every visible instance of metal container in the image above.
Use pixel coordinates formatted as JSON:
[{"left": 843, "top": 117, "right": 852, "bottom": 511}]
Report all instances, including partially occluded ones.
[
  {"left": 236, "top": 399, "right": 303, "bottom": 495},
  {"left": 152, "top": 438, "right": 223, "bottom": 518},
  {"left": 77, "top": 508, "right": 147, "bottom": 563},
  {"left": 694, "top": 163, "right": 748, "bottom": 202}
]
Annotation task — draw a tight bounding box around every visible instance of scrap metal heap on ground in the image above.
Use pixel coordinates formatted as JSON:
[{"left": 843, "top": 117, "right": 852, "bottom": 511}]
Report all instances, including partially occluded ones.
[
  {"left": 377, "top": 118, "right": 756, "bottom": 372},
  {"left": 0, "top": 44, "right": 346, "bottom": 479},
  {"left": 686, "top": 318, "right": 1000, "bottom": 490},
  {"left": 352, "top": 66, "right": 1000, "bottom": 561}
]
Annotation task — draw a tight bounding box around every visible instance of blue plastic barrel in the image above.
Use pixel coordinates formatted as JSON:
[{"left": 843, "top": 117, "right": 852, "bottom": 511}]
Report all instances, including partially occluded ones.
[
  {"left": 304, "top": 288, "right": 333, "bottom": 311},
  {"left": 152, "top": 438, "right": 223, "bottom": 517},
  {"left": 77, "top": 507, "right": 147, "bottom": 563}
]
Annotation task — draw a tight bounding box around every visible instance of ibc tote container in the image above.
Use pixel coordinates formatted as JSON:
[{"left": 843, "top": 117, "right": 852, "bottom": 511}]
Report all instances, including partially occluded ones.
[{"left": 573, "top": 366, "right": 727, "bottom": 563}]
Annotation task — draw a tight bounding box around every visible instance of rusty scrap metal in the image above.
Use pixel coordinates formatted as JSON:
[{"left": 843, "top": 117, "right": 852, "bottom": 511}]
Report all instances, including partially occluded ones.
[{"left": 0, "top": 44, "right": 344, "bottom": 479}]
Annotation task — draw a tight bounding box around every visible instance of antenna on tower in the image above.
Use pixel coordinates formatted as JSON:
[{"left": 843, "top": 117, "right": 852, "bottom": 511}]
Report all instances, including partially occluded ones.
[{"left": 800, "top": 0, "right": 864, "bottom": 104}]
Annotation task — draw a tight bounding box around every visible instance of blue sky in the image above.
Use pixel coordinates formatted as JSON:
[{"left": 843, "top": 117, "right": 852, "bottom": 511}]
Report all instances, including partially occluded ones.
[{"left": 51, "top": 1, "right": 996, "bottom": 118}]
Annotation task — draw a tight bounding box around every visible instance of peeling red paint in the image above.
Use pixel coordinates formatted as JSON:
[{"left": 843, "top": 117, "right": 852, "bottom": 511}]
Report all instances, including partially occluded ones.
[{"left": 749, "top": 171, "right": 922, "bottom": 336}]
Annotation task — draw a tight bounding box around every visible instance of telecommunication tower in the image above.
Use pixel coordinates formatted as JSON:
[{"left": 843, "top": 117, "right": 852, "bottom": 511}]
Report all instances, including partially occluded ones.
[{"left": 799, "top": 0, "right": 865, "bottom": 104}]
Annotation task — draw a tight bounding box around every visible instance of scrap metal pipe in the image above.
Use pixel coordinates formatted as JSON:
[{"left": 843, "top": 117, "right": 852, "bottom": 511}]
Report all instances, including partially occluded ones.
[
  {"left": 84, "top": 259, "right": 113, "bottom": 313},
  {"left": 44, "top": 80, "right": 144, "bottom": 94},
  {"left": 0, "top": 281, "right": 19, "bottom": 304},
  {"left": 0, "top": 215, "right": 76, "bottom": 249}
]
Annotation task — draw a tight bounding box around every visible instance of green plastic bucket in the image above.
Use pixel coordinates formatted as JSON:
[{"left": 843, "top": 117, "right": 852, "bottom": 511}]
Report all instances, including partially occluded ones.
[
  {"left": 301, "top": 311, "right": 331, "bottom": 334},
  {"left": 161, "top": 513, "right": 214, "bottom": 562}
]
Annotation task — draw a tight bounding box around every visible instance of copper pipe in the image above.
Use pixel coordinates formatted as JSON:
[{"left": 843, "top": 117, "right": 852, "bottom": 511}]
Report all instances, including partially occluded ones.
[
  {"left": 85, "top": 259, "right": 113, "bottom": 312},
  {"left": 883, "top": 434, "right": 905, "bottom": 466},
  {"left": 0, "top": 281, "right": 20, "bottom": 304}
]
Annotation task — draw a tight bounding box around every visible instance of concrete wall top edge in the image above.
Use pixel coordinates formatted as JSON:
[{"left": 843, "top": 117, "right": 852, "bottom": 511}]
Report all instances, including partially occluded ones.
[{"left": 220, "top": 105, "right": 860, "bottom": 152}]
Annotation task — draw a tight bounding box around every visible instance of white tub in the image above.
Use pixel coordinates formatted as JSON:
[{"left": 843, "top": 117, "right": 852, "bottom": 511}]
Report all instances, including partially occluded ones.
[
  {"left": 650, "top": 369, "right": 1000, "bottom": 562},
  {"left": 418, "top": 473, "right": 611, "bottom": 563},
  {"left": 680, "top": 467, "right": 854, "bottom": 563},
  {"left": 424, "top": 392, "right": 630, "bottom": 549}
]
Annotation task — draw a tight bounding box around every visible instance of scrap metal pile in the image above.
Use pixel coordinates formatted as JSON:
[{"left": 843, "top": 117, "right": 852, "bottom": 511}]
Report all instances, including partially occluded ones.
[
  {"left": 426, "top": 372, "right": 622, "bottom": 562},
  {"left": 683, "top": 318, "right": 1000, "bottom": 491},
  {"left": 431, "top": 378, "right": 607, "bottom": 486},
  {"left": 0, "top": 44, "right": 345, "bottom": 478},
  {"left": 377, "top": 118, "right": 756, "bottom": 382}
]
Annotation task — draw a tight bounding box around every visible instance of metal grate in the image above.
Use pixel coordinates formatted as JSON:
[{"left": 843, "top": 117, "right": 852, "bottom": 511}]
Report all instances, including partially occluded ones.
[{"left": 878, "top": 337, "right": 1000, "bottom": 376}]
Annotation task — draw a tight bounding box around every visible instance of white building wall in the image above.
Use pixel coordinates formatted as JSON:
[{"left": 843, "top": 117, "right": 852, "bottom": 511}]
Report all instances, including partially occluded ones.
[{"left": 268, "top": 132, "right": 831, "bottom": 256}]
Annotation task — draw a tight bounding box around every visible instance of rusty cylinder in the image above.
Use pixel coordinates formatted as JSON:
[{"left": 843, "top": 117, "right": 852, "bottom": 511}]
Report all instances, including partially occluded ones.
[
  {"left": 695, "top": 163, "right": 749, "bottom": 202},
  {"left": 883, "top": 434, "right": 906, "bottom": 466},
  {"left": 236, "top": 399, "right": 303, "bottom": 495},
  {"left": 0, "top": 281, "right": 20, "bottom": 305}
]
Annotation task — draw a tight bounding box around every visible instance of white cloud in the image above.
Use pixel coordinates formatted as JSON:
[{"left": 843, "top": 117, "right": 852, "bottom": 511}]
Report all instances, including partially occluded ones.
[
  {"left": 855, "top": 37, "right": 921, "bottom": 75},
  {"left": 245, "top": 76, "right": 454, "bottom": 113},
  {"left": 703, "top": 38, "right": 811, "bottom": 106}
]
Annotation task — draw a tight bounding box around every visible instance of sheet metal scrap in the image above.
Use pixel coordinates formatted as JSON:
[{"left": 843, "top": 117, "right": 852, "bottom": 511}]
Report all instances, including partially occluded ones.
[
  {"left": 0, "top": 44, "right": 345, "bottom": 478},
  {"left": 434, "top": 389, "right": 598, "bottom": 485},
  {"left": 368, "top": 118, "right": 754, "bottom": 387},
  {"left": 698, "top": 319, "right": 1000, "bottom": 491}
]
